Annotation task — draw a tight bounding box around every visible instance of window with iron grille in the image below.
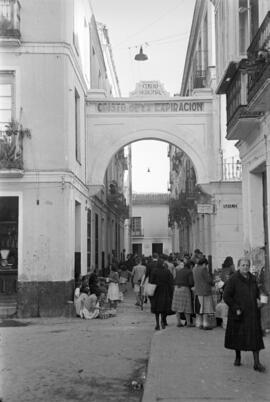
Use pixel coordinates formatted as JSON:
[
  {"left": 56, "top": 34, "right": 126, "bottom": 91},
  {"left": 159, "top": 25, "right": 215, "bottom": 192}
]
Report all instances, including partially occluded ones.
[
  {"left": 95, "top": 213, "right": 99, "bottom": 268},
  {"left": 132, "top": 217, "right": 142, "bottom": 232},
  {"left": 74, "top": 88, "right": 81, "bottom": 163},
  {"left": 87, "top": 209, "right": 91, "bottom": 270}
]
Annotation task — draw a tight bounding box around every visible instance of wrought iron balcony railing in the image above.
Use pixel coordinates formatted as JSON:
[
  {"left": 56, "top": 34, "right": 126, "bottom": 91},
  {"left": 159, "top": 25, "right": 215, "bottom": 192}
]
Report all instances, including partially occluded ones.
[
  {"left": 107, "top": 191, "right": 129, "bottom": 219},
  {"left": 0, "top": 121, "right": 31, "bottom": 171},
  {"left": 217, "top": 60, "right": 263, "bottom": 138},
  {"left": 193, "top": 69, "right": 207, "bottom": 89},
  {"left": 222, "top": 162, "right": 242, "bottom": 182},
  {"left": 247, "top": 11, "right": 270, "bottom": 60},
  {"left": 0, "top": 0, "right": 21, "bottom": 39},
  {"left": 247, "top": 12, "right": 270, "bottom": 104},
  {"left": 131, "top": 229, "right": 144, "bottom": 237}
]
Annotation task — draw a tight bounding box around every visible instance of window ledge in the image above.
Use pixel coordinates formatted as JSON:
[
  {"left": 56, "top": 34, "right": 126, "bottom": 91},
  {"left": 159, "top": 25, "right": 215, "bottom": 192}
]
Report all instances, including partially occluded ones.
[{"left": 0, "top": 169, "right": 24, "bottom": 178}]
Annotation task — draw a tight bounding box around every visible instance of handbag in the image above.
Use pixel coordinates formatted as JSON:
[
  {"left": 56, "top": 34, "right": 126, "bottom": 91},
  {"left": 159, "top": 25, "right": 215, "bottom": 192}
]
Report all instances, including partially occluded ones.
[
  {"left": 203, "top": 313, "right": 216, "bottom": 329},
  {"left": 146, "top": 282, "right": 157, "bottom": 296}
]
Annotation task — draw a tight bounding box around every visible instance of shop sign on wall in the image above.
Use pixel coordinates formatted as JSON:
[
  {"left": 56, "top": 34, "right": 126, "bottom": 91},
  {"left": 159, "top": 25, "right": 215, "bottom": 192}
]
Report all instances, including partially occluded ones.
[{"left": 197, "top": 204, "right": 214, "bottom": 214}]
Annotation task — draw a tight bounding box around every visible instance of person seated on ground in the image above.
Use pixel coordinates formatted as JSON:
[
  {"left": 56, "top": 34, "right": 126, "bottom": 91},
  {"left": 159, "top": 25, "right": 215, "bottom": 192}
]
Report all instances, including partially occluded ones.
[
  {"left": 89, "top": 269, "right": 102, "bottom": 298},
  {"left": 74, "top": 276, "right": 103, "bottom": 320},
  {"left": 80, "top": 275, "right": 90, "bottom": 295},
  {"left": 74, "top": 275, "right": 89, "bottom": 317}
]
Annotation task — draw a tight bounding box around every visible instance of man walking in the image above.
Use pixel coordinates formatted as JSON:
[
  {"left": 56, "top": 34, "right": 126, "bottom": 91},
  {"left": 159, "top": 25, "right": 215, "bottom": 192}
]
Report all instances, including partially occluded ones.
[{"left": 131, "top": 258, "right": 146, "bottom": 306}]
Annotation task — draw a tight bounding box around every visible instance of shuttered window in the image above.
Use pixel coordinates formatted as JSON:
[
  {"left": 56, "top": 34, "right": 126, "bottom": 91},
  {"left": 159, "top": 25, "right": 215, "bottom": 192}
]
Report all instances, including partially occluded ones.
[{"left": 0, "top": 71, "right": 15, "bottom": 131}]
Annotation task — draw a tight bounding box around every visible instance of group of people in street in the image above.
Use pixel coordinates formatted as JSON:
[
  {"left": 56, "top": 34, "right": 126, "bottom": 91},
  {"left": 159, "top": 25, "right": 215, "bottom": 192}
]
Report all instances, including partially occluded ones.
[
  {"left": 129, "top": 249, "right": 267, "bottom": 373},
  {"left": 73, "top": 248, "right": 267, "bottom": 373}
]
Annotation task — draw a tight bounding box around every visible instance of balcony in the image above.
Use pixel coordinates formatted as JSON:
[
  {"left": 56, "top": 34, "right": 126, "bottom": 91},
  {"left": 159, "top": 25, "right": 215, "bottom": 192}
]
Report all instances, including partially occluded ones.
[
  {"left": 222, "top": 161, "right": 242, "bottom": 182},
  {"left": 0, "top": 0, "right": 21, "bottom": 46},
  {"left": 0, "top": 121, "right": 31, "bottom": 177},
  {"left": 107, "top": 182, "right": 129, "bottom": 219},
  {"left": 216, "top": 60, "right": 263, "bottom": 140},
  {"left": 193, "top": 69, "right": 207, "bottom": 89},
  {"left": 131, "top": 229, "right": 144, "bottom": 237},
  {"left": 246, "top": 12, "right": 270, "bottom": 112}
]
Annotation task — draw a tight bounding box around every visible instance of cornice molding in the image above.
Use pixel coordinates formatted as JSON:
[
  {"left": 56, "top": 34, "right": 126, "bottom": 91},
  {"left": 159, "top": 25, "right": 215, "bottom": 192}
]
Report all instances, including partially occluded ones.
[{"left": 0, "top": 41, "right": 88, "bottom": 92}]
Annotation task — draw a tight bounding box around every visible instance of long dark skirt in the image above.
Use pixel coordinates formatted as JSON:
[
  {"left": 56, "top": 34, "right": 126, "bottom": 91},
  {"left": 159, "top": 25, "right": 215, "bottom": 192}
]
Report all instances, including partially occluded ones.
[
  {"left": 150, "top": 284, "right": 172, "bottom": 314},
  {"left": 225, "top": 314, "right": 264, "bottom": 351}
]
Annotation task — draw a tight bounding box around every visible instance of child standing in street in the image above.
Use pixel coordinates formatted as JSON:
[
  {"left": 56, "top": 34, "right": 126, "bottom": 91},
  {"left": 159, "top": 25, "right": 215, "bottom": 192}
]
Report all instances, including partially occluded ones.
[{"left": 107, "top": 265, "right": 120, "bottom": 309}]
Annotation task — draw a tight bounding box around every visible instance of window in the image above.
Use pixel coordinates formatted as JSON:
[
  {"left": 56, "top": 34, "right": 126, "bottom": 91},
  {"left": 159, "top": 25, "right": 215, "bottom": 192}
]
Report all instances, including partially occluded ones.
[
  {"left": 250, "top": 0, "right": 258, "bottom": 40},
  {"left": 0, "top": 71, "right": 15, "bottom": 131},
  {"left": 239, "top": 0, "right": 258, "bottom": 54},
  {"left": 0, "top": 196, "right": 19, "bottom": 271},
  {"left": 152, "top": 243, "right": 163, "bottom": 255},
  {"left": 87, "top": 209, "right": 91, "bottom": 271},
  {"left": 239, "top": 0, "right": 248, "bottom": 54},
  {"left": 131, "top": 216, "right": 142, "bottom": 236},
  {"left": 95, "top": 213, "right": 99, "bottom": 269},
  {"left": 132, "top": 243, "right": 142, "bottom": 255},
  {"left": 74, "top": 88, "right": 81, "bottom": 163}
]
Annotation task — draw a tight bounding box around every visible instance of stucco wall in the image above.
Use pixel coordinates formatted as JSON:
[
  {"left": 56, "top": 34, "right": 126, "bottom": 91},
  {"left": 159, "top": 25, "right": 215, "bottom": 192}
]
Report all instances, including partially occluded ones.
[{"left": 132, "top": 203, "right": 172, "bottom": 256}]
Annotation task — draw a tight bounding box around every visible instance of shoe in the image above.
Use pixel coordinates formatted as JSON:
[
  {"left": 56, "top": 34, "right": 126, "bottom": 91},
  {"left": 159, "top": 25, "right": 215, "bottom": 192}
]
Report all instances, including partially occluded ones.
[
  {"left": 161, "top": 322, "right": 166, "bottom": 329},
  {"left": 187, "top": 323, "right": 195, "bottom": 327},
  {"left": 254, "top": 363, "right": 266, "bottom": 372},
  {"left": 177, "top": 323, "right": 183, "bottom": 327},
  {"left": 155, "top": 325, "right": 160, "bottom": 331},
  {"left": 135, "top": 303, "right": 140, "bottom": 306},
  {"left": 203, "top": 326, "right": 213, "bottom": 330},
  {"left": 234, "top": 358, "right": 241, "bottom": 366}
]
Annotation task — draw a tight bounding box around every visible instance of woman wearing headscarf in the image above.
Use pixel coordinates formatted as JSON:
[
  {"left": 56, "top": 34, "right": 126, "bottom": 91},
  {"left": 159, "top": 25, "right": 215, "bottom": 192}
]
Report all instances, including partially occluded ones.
[
  {"left": 221, "top": 256, "right": 235, "bottom": 285},
  {"left": 223, "top": 257, "right": 265, "bottom": 372},
  {"left": 193, "top": 257, "right": 215, "bottom": 329},
  {"left": 150, "top": 258, "right": 174, "bottom": 330},
  {"left": 172, "top": 261, "right": 194, "bottom": 327}
]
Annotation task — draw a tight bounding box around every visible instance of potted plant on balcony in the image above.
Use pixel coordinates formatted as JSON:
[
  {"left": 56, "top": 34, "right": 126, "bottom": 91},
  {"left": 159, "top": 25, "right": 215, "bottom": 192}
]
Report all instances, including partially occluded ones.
[
  {"left": 0, "top": 15, "right": 20, "bottom": 39},
  {"left": 0, "top": 120, "right": 31, "bottom": 170}
]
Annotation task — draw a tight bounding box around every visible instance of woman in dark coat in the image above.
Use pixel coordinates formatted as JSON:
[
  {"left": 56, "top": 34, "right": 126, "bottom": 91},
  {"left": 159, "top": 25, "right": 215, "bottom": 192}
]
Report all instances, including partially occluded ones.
[
  {"left": 223, "top": 257, "right": 265, "bottom": 372},
  {"left": 150, "top": 259, "right": 174, "bottom": 330}
]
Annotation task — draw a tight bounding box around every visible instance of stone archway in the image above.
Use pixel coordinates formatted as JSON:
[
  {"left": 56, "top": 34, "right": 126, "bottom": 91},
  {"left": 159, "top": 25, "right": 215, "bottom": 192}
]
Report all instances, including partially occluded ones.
[{"left": 86, "top": 93, "right": 213, "bottom": 193}]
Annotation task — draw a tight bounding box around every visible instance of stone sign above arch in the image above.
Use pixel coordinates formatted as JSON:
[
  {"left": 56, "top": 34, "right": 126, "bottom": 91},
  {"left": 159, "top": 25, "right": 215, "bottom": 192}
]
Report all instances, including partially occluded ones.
[{"left": 129, "top": 80, "right": 170, "bottom": 97}]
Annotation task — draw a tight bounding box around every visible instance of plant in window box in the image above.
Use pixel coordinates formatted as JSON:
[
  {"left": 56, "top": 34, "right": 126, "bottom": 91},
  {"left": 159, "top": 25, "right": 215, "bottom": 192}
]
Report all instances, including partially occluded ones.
[
  {"left": 0, "top": 120, "right": 31, "bottom": 169},
  {"left": 0, "top": 16, "right": 21, "bottom": 39}
]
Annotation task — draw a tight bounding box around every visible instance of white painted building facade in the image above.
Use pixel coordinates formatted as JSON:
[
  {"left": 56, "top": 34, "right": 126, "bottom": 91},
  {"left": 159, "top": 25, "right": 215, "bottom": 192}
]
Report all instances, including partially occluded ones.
[
  {"left": 0, "top": 0, "right": 130, "bottom": 317},
  {"left": 131, "top": 193, "right": 172, "bottom": 257},
  {"left": 212, "top": 0, "right": 270, "bottom": 327},
  {"left": 168, "top": 0, "right": 243, "bottom": 269}
]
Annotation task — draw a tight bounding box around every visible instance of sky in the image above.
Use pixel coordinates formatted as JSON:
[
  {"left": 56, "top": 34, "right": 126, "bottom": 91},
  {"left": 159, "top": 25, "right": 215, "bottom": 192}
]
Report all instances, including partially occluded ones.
[{"left": 91, "top": 0, "right": 196, "bottom": 192}]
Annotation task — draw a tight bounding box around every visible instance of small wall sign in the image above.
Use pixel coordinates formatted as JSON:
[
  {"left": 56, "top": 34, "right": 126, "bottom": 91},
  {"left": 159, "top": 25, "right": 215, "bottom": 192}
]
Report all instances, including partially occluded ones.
[
  {"left": 197, "top": 204, "right": 214, "bottom": 214},
  {"left": 223, "top": 204, "right": 238, "bottom": 209}
]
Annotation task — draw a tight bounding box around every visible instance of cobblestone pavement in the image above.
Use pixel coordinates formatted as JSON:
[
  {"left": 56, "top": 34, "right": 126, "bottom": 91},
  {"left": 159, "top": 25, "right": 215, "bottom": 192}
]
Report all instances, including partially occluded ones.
[{"left": 0, "top": 287, "right": 154, "bottom": 402}]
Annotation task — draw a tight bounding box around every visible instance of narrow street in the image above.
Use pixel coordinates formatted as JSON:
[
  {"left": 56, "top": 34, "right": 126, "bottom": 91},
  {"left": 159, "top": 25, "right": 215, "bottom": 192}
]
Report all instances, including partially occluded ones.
[{"left": 0, "top": 286, "right": 153, "bottom": 402}]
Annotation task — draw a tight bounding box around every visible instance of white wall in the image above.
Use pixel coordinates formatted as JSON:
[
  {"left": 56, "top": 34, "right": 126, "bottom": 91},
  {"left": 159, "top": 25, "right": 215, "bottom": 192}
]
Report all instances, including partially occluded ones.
[{"left": 132, "top": 203, "right": 172, "bottom": 256}]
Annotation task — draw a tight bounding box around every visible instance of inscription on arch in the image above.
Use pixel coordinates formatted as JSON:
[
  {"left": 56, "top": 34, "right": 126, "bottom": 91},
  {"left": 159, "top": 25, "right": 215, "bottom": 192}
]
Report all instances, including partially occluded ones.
[{"left": 90, "top": 101, "right": 204, "bottom": 113}]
